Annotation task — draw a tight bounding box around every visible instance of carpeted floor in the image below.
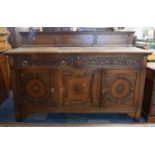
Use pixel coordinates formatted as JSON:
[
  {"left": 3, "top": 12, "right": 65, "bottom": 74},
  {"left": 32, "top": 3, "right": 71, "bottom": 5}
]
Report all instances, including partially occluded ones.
[{"left": 0, "top": 95, "right": 146, "bottom": 123}]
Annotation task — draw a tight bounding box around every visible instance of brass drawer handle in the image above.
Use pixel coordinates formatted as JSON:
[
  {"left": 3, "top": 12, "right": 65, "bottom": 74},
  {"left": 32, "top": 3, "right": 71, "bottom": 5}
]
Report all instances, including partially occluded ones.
[
  {"left": 127, "top": 59, "right": 133, "bottom": 65},
  {"left": 22, "top": 60, "right": 29, "bottom": 67},
  {"left": 61, "top": 60, "right": 67, "bottom": 66}
]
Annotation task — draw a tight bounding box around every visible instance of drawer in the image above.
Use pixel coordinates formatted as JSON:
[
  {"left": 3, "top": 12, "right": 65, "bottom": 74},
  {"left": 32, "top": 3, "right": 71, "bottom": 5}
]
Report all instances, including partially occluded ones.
[
  {"left": 11, "top": 55, "right": 74, "bottom": 68},
  {"left": 11, "top": 55, "right": 142, "bottom": 69},
  {"left": 82, "top": 55, "right": 142, "bottom": 68}
]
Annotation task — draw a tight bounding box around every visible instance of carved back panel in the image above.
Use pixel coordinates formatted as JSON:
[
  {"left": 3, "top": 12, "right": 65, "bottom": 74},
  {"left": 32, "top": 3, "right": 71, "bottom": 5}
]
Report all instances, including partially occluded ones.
[{"left": 20, "top": 31, "right": 135, "bottom": 47}]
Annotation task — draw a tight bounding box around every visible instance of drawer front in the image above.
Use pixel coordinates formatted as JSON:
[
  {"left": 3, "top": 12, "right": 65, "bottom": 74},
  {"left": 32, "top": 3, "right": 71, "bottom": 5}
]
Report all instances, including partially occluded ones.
[
  {"left": 11, "top": 55, "right": 74, "bottom": 68},
  {"left": 11, "top": 55, "right": 142, "bottom": 69}
]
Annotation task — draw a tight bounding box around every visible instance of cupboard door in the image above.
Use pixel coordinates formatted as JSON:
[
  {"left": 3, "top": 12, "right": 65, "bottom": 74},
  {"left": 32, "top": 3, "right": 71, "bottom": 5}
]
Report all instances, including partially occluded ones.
[
  {"left": 17, "top": 68, "right": 58, "bottom": 106},
  {"left": 101, "top": 69, "right": 139, "bottom": 108},
  {"left": 61, "top": 69, "right": 101, "bottom": 107}
]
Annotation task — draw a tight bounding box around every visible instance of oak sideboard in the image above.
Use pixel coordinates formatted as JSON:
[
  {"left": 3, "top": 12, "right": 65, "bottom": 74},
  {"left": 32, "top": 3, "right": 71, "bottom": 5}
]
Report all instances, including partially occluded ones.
[{"left": 4, "top": 47, "right": 152, "bottom": 121}]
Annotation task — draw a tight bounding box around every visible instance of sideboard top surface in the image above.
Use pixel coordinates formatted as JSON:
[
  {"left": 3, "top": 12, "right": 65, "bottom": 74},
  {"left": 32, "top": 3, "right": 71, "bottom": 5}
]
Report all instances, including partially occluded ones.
[{"left": 4, "top": 47, "right": 153, "bottom": 55}]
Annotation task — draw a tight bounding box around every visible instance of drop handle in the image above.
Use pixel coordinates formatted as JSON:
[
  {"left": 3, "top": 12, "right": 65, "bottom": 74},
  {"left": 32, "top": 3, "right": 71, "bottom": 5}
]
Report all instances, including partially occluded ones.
[
  {"left": 61, "top": 60, "right": 67, "bottom": 66},
  {"left": 22, "top": 60, "right": 29, "bottom": 67}
]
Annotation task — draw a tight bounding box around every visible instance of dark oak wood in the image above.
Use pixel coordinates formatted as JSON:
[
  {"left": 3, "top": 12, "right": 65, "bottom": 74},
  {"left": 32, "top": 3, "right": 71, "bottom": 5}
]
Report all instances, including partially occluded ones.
[
  {"left": 20, "top": 31, "right": 136, "bottom": 47},
  {"left": 4, "top": 47, "right": 151, "bottom": 121},
  {"left": 142, "top": 62, "right": 155, "bottom": 122}
]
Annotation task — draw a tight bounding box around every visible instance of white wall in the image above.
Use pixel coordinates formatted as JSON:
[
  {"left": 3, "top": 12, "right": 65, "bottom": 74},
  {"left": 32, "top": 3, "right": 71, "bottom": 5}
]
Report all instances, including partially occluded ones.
[{"left": 124, "top": 27, "right": 154, "bottom": 40}]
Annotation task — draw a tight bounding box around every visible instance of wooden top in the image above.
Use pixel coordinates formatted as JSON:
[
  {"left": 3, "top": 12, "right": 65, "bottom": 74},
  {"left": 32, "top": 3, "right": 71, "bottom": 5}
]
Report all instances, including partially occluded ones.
[
  {"left": 147, "top": 62, "right": 155, "bottom": 70},
  {"left": 4, "top": 46, "right": 153, "bottom": 55}
]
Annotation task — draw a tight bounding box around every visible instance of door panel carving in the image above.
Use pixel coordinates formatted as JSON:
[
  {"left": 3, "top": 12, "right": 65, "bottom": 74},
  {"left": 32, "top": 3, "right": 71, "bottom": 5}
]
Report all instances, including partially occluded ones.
[
  {"left": 101, "top": 69, "right": 138, "bottom": 107},
  {"left": 17, "top": 68, "right": 57, "bottom": 106},
  {"left": 61, "top": 69, "right": 101, "bottom": 107}
]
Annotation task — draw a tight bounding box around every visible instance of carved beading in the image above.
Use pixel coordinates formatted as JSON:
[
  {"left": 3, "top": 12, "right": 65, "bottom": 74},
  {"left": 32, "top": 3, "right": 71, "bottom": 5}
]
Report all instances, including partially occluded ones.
[
  {"left": 83, "top": 56, "right": 142, "bottom": 68},
  {"left": 12, "top": 55, "right": 74, "bottom": 68}
]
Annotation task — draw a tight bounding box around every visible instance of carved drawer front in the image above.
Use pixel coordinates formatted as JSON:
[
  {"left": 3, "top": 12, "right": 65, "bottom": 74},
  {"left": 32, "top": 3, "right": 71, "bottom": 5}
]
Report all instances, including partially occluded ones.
[
  {"left": 60, "top": 69, "right": 101, "bottom": 107},
  {"left": 101, "top": 69, "right": 139, "bottom": 107},
  {"left": 17, "top": 68, "right": 58, "bottom": 106},
  {"left": 11, "top": 55, "right": 74, "bottom": 68},
  {"left": 82, "top": 55, "right": 142, "bottom": 68},
  {"left": 11, "top": 55, "right": 142, "bottom": 69}
]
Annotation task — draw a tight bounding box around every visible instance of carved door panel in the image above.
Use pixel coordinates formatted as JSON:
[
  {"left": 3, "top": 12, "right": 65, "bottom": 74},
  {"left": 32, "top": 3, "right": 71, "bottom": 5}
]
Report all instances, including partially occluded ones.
[
  {"left": 101, "top": 69, "right": 139, "bottom": 108},
  {"left": 60, "top": 69, "right": 101, "bottom": 107},
  {"left": 17, "top": 68, "right": 59, "bottom": 106}
]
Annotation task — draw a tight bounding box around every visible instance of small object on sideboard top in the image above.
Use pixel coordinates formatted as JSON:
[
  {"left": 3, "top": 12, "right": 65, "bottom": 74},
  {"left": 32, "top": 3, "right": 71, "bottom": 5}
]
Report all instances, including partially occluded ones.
[{"left": 0, "top": 27, "right": 11, "bottom": 50}]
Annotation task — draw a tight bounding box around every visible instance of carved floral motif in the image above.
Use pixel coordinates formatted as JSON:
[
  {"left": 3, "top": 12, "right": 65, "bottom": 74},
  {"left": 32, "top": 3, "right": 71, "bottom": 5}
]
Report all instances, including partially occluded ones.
[
  {"left": 102, "top": 72, "right": 137, "bottom": 106},
  {"left": 20, "top": 72, "right": 53, "bottom": 105}
]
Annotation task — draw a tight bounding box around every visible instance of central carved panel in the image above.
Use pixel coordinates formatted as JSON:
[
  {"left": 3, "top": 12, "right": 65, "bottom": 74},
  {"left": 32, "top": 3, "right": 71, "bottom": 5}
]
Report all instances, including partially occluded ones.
[
  {"left": 61, "top": 69, "right": 101, "bottom": 107},
  {"left": 111, "top": 79, "right": 131, "bottom": 99},
  {"left": 26, "top": 78, "right": 46, "bottom": 98}
]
